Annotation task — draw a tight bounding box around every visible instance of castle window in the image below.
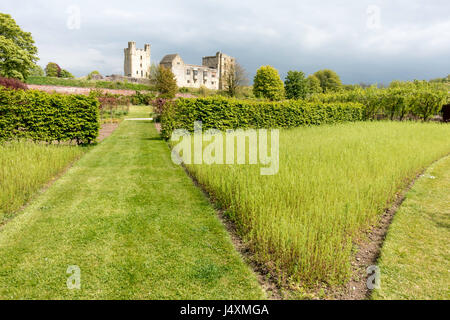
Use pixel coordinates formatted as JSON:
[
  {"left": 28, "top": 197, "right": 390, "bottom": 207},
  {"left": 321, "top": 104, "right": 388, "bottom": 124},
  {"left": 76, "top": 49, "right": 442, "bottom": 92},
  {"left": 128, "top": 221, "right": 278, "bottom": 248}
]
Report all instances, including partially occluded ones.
[
  {"left": 203, "top": 71, "right": 208, "bottom": 77},
  {"left": 187, "top": 80, "right": 190, "bottom": 83},
  {"left": 187, "top": 69, "right": 191, "bottom": 75},
  {"left": 193, "top": 70, "right": 198, "bottom": 76},
  {"left": 212, "top": 73, "right": 216, "bottom": 78},
  {"left": 140, "top": 63, "right": 142, "bottom": 68},
  {"left": 140, "top": 56, "right": 143, "bottom": 60}
]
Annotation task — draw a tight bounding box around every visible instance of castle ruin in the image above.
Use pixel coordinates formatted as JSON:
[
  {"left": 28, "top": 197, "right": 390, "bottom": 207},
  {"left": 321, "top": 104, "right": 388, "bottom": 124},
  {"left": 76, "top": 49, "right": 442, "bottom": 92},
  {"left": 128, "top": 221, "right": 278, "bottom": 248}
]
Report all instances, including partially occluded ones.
[
  {"left": 124, "top": 42, "right": 235, "bottom": 90},
  {"left": 160, "top": 52, "right": 235, "bottom": 90},
  {"left": 124, "top": 42, "right": 151, "bottom": 79}
]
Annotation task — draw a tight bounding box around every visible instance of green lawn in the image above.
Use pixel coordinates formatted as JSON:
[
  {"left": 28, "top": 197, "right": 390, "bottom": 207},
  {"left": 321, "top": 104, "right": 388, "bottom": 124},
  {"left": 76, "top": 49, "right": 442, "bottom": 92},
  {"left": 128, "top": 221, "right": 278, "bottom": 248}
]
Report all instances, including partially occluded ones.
[
  {"left": 373, "top": 155, "right": 450, "bottom": 300},
  {"left": 0, "top": 106, "right": 264, "bottom": 300}
]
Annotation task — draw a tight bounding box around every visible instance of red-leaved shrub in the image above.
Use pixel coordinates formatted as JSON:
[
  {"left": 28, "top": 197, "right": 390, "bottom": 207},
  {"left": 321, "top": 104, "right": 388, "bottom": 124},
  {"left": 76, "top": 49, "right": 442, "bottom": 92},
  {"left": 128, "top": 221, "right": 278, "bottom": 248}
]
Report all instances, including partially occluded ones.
[{"left": 0, "top": 77, "right": 28, "bottom": 90}]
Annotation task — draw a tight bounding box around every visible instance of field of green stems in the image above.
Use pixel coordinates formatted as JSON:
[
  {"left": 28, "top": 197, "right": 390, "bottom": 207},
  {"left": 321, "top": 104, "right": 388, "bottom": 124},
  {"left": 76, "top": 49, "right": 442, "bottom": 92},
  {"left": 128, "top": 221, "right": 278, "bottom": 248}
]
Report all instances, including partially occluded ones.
[
  {"left": 184, "top": 121, "right": 450, "bottom": 286},
  {"left": 0, "top": 141, "right": 85, "bottom": 224}
]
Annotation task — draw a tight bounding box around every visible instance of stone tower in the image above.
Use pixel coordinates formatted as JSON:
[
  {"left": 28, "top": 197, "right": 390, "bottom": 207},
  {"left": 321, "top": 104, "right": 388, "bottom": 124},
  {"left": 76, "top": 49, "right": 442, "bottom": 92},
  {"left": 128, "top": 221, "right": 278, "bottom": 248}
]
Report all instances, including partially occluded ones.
[
  {"left": 202, "top": 52, "right": 235, "bottom": 90},
  {"left": 124, "top": 42, "right": 151, "bottom": 79}
]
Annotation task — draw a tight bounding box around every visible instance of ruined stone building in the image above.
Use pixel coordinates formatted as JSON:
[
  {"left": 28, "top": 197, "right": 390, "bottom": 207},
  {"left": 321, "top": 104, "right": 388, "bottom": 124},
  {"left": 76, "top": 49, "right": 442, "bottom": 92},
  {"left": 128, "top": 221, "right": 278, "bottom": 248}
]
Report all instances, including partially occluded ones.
[
  {"left": 124, "top": 42, "right": 151, "bottom": 79},
  {"left": 160, "top": 52, "right": 235, "bottom": 90},
  {"left": 124, "top": 41, "right": 235, "bottom": 90}
]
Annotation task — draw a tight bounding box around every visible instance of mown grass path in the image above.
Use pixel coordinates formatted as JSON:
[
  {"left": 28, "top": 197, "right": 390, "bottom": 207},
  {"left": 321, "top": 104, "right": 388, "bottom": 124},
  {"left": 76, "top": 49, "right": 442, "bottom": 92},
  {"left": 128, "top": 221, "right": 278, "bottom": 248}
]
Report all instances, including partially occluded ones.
[
  {"left": 373, "top": 155, "right": 450, "bottom": 300},
  {"left": 0, "top": 106, "right": 264, "bottom": 300}
]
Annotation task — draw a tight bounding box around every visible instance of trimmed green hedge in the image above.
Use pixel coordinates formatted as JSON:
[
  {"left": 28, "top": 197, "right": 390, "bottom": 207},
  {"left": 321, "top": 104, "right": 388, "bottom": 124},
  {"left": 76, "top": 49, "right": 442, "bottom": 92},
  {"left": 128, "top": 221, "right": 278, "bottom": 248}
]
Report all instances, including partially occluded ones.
[
  {"left": 0, "top": 88, "right": 100, "bottom": 144},
  {"left": 161, "top": 97, "right": 365, "bottom": 139}
]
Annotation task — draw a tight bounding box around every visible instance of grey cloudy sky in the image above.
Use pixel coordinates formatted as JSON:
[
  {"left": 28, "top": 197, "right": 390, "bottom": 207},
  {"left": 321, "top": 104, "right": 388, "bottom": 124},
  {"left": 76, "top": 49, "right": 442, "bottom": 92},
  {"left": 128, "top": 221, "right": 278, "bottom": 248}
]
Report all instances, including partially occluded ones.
[{"left": 1, "top": 0, "right": 449, "bottom": 84}]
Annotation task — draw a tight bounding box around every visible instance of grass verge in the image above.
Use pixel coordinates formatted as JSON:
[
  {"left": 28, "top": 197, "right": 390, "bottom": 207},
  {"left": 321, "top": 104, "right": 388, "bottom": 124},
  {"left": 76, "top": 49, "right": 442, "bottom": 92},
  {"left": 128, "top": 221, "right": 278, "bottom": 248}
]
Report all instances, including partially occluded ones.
[{"left": 372, "top": 155, "right": 450, "bottom": 300}]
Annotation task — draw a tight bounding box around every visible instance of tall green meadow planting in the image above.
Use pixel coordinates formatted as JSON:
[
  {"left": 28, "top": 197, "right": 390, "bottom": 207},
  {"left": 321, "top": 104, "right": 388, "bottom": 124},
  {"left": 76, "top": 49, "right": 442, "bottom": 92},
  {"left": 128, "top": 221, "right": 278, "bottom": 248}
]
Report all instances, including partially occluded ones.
[{"left": 183, "top": 122, "right": 450, "bottom": 285}]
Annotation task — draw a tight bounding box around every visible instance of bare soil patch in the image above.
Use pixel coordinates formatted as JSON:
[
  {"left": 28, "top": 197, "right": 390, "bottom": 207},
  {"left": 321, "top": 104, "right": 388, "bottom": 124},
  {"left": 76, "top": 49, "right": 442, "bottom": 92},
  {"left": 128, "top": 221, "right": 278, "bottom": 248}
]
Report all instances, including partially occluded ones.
[{"left": 98, "top": 123, "right": 120, "bottom": 142}]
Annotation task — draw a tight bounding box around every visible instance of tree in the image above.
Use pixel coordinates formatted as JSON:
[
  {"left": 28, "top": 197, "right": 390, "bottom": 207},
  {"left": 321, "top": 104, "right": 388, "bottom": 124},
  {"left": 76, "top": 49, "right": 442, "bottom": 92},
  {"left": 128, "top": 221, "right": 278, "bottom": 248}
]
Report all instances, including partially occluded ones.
[
  {"left": 284, "top": 71, "right": 308, "bottom": 100},
  {"left": 0, "top": 13, "right": 38, "bottom": 81},
  {"left": 313, "top": 69, "right": 342, "bottom": 92},
  {"left": 253, "top": 65, "right": 285, "bottom": 101},
  {"left": 60, "top": 69, "right": 74, "bottom": 79},
  {"left": 381, "top": 88, "right": 410, "bottom": 120},
  {"left": 306, "top": 75, "right": 322, "bottom": 94},
  {"left": 45, "top": 62, "right": 61, "bottom": 77},
  {"left": 30, "top": 64, "right": 44, "bottom": 77},
  {"left": 409, "top": 89, "right": 447, "bottom": 121},
  {"left": 224, "top": 62, "right": 248, "bottom": 97},
  {"left": 149, "top": 63, "right": 159, "bottom": 85},
  {"left": 155, "top": 65, "right": 178, "bottom": 99}
]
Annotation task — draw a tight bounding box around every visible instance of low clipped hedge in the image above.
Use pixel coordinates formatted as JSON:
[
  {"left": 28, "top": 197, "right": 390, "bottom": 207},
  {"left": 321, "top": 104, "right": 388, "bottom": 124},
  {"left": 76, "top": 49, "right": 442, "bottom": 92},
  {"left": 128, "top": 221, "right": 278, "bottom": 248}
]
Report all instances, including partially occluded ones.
[
  {"left": 0, "top": 88, "right": 100, "bottom": 144},
  {"left": 161, "top": 97, "right": 365, "bottom": 139}
]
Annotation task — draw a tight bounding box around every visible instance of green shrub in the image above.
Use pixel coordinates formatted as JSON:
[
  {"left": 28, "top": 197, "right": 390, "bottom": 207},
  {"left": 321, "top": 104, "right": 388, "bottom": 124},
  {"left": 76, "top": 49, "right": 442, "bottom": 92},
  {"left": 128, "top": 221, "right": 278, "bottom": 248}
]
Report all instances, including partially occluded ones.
[
  {"left": 60, "top": 69, "right": 74, "bottom": 79},
  {"left": 161, "top": 97, "right": 365, "bottom": 139},
  {"left": 131, "top": 90, "right": 155, "bottom": 105},
  {"left": 0, "top": 88, "right": 99, "bottom": 144},
  {"left": 87, "top": 70, "right": 101, "bottom": 80}
]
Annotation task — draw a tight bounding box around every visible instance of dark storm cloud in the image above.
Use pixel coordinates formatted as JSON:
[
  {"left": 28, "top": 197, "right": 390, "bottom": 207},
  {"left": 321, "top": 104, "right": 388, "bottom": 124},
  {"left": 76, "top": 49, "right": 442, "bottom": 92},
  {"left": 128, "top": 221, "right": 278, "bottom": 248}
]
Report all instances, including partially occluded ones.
[{"left": 1, "top": 0, "right": 449, "bottom": 84}]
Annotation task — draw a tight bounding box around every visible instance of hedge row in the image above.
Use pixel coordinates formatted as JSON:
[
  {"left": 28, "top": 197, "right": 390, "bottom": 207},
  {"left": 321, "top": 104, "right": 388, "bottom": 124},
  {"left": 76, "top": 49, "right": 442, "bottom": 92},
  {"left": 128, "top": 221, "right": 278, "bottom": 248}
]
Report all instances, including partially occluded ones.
[
  {"left": 0, "top": 88, "right": 100, "bottom": 144},
  {"left": 308, "top": 87, "right": 448, "bottom": 121},
  {"left": 161, "top": 97, "right": 365, "bottom": 139}
]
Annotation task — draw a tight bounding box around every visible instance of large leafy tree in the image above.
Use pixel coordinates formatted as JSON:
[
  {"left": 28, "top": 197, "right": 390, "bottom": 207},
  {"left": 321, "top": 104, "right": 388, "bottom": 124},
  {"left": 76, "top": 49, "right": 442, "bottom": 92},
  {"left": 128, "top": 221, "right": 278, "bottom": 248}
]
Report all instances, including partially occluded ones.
[
  {"left": 313, "top": 69, "right": 342, "bottom": 92},
  {"left": 306, "top": 75, "right": 322, "bottom": 94},
  {"left": 0, "top": 13, "right": 38, "bottom": 81},
  {"left": 45, "top": 62, "right": 61, "bottom": 77},
  {"left": 285, "top": 70, "right": 308, "bottom": 99},
  {"left": 253, "top": 65, "right": 285, "bottom": 101}
]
